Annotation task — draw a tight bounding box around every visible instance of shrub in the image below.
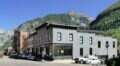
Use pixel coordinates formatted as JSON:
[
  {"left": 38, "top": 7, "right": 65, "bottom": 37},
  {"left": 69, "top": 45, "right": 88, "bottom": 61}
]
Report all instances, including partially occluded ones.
[{"left": 106, "top": 57, "right": 120, "bottom": 66}]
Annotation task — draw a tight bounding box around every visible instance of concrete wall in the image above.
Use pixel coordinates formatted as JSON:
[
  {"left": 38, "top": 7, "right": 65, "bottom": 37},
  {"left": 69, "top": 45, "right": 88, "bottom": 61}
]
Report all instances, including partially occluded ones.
[
  {"left": 19, "top": 32, "right": 29, "bottom": 53},
  {"left": 73, "top": 32, "right": 95, "bottom": 58},
  {"left": 51, "top": 27, "right": 118, "bottom": 59},
  {"left": 52, "top": 27, "right": 76, "bottom": 44},
  {"left": 73, "top": 32, "right": 118, "bottom": 59},
  {"left": 52, "top": 27, "right": 77, "bottom": 59},
  {"left": 94, "top": 36, "right": 117, "bottom": 58}
]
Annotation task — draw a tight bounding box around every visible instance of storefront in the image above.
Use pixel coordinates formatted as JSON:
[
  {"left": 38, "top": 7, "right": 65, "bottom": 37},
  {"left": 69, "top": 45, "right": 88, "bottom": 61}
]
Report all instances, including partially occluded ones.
[{"left": 53, "top": 44, "right": 73, "bottom": 59}]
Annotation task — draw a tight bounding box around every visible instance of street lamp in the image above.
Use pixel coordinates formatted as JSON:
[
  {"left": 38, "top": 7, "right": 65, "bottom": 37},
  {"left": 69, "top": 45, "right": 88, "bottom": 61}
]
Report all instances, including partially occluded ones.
[{"left": 106, "top": 41, "right": 109, "bottom": 61}]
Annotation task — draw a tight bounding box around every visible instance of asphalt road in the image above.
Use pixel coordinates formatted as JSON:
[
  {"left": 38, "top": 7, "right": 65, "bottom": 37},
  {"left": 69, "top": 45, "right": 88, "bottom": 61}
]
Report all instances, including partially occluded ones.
[{"left": 0, "top": 56, "right": 105, "bottom": 66}]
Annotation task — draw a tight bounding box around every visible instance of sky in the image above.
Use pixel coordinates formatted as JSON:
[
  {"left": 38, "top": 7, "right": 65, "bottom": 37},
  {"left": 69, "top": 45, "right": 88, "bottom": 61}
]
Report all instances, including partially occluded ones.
[{"left": 0, "top": 0, "right": 117, "bottom": 30}]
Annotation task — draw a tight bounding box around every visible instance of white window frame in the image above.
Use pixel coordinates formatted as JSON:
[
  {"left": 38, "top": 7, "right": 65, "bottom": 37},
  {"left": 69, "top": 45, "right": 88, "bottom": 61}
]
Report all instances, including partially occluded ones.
[
  {"left": 89, "top": 37, "right": 93, "bottom": 45},
  {"left": 57, "top": 32, "right": 62, "bottom": 41},
  {"left": 69, "top": 33, "right": 73, "bottom": 41},
  {"left": 113, "top": 41, "right": 116, "bottom": 48},
  {"left": 80, "top": 36, "right": 83, "bottom": 44}
]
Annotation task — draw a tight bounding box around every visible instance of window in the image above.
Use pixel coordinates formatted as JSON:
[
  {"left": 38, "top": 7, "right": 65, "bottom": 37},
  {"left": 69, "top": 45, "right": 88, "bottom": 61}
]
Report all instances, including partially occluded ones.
[
  {"left": 98, "top": 41, "right": 101, "bottom": 48},
  {"left": 80, "top": 36, "right": 83, "bottom": 44},
  {"left": 46, "top": 47, "right": 50, "bottom": 54},
  {"left": 57, "top": 32, "right": 62, "bottom": 41},
  {"left": 89, "top": 48, "right": 93, "bottom": 55},
  {"left": 89, "top": 37, "right": 93, "bottom": 45},
  {"left": 69, "top": 33, "right": 73, "bottom": 41},
  {"left": 80, "top": 48, "right": 83, "bottom": 56},
  {"left": 113, "top": 55, "right": 115, "bottom": 58},
  {"left": 32, "top": 48, "right": 34, "bottom": 54},
  {"left": 48, "top": 32, "right": 51, "bottom": 41},
  {"left": 106, "top": 41, "right": 109, "bottom": 48},
  {"left": 113, "top": 41, "right": 115, "bottom": 48},
  {"left": 36, "top": 48, "right": 38, "bottom": 54},
  {"left": 54, "top": 45, "right": 72, "bottom": 56}
]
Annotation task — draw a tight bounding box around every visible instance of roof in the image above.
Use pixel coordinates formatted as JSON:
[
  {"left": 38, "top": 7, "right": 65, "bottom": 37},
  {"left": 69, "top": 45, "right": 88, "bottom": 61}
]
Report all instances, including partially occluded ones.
[
  {"left": 36, "top": 22, "right": 78, "bottom": 30},
  {"left": 78, "top": 30, "right": 104, "bottom": 34},
  {"left": 28, "top": 31, "right": 37, "bottom": 38},
  {"left": 78, "top": 29, "right": 117, "bottom": 40}
]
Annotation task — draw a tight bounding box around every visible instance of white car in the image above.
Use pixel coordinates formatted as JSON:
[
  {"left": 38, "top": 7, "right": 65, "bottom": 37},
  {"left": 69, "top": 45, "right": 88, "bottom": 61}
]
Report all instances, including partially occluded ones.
[
  {"left": 87, "top": 58, "right": 101, "bottom": 64},
  {"left": 79, "top": 57, "right": 88, "bottom": 64},
  {"left": 87, "top": 55, "right": 101, "bottom": 64},
  {"left": 88, "top": 55, "right": 98, "bottom": 59},
  {"left": 78, "top": 55, "right": 102, "bottom": 64}
]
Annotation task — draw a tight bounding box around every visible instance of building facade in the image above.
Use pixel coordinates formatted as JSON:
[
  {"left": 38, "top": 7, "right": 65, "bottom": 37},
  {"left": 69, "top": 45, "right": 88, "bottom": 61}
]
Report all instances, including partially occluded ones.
[
  {"left": 73, "top": 32, "right": 117, "bottom": 59},
  {"left": 27, "top": 23, "right": 118, "bottom": 59},
  {"left": 13, "top": 30, "right": 29, "bottom": 54}
]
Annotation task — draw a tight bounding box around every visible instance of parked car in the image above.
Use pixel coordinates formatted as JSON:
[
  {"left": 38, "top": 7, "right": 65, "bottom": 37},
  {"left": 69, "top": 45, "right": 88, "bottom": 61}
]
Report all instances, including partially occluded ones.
[
  {"left": 88, "top": 55, "right": 98, "bottom": 59},
  {"left": 87, "top": 55, "right": 101, "bottom": 64},
  {"left": 18, "top": 54, "right": 28, "bottom": 59},
  {"left": 9, "top": 51, "right": 19, "bottom": 59},
  {"left": 44, "top": 54, "right": 54, "bottom": 61},
  {"left": 9, "top": 53, "right": 18, "bottom": 59},
  {"left": 74, "top": 56, "right": 89, "bottom": 64},
  {"left": 35, "top": 54, "right": 42, "bottom": 61},
  {"left": 79, "top": 57, "right": 88, "bottom": 64},
  {"left": 74, "top": 58, "right": 79, "bottom": 63},
  {"left": 4, "top": 49, "right": 8, "bottom": 56},
  {"left": 27, "top": 55, "right": 35, "bottom": 60},
  {"left": 87, "top": 58, "right": 101, "bottom": 64},
  {"left": 74, "top": 55, "right": 102, "bottom": 64}
]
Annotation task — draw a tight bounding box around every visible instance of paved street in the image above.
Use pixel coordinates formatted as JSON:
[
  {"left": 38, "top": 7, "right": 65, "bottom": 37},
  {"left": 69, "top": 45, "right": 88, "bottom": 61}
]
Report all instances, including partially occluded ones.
[{"left": 0, "top": 56, "right": 105, "bottom": 66}]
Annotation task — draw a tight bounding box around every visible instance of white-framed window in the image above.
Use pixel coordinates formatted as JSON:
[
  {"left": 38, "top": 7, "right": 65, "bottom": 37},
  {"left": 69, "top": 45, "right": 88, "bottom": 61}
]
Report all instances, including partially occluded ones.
[
  {"left": 106, "top": 41, "right": 109, "bottom": 48},
  {"left": 80, "top": 48, "right": 83, "bottom": 56},
  {"left": 57, "top": 32, "right": 62, "bottom": 41},
  {"left": 69, "top": 33, "right": 73, "bottom": 41},
  {"left": 113, "top": 41, "right": 116, "bottom": 48},
  {"left": 98, "top": 41, "right": 101, "bottom": 48},
  {"left": 80, "top": 36, "right": 83, "bottom": 44},
  {"left": 89, "top": 37, "right": 93, "bottom": 45},
  {"left": 89, "top": 48, "right": 93, "bottom": 55}
]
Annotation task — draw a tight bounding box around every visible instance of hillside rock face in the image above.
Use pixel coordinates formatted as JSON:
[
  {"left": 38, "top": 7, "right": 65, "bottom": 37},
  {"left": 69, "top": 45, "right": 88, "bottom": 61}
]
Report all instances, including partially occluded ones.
[
  {"left": 17, "top": 13, "right": 93, "bottom": 32},
  {"left": 90, "top": 1, "right": 120, "bottom": 43}
]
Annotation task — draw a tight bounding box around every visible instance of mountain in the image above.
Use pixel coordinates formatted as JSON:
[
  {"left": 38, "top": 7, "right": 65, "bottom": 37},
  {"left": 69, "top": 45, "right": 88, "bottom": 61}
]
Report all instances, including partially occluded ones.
[
  {"left": 90, "top": 1, "right": 120, "bottom": 43},
  {"left": 17, "top": 12, "right": 93, "bottom": 32},
  {"left": 0, "top": 29, "right": 13, "bottom": 50},
  {"left": 90, "top": 1, "right": 120, "bottom": 30}
]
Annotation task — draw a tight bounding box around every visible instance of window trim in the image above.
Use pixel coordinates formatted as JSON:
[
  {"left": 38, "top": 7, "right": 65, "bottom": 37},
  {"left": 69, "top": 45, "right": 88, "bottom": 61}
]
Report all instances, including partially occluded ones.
[
  {"left": 113, "top": 41, "right": 116, "bottom": 48},
  {"left": 106, "top": 41, "right": 109, "bottom": 48},
  {"left": 89, "top": 36, "right": 93, "bottom": 45},
  {"left": 89, "top": 48, "right": 93, "bottom": 55},
  {"left": 98, "top": 41, "right": 101, "bottom": 48},
  {"left": 57, "top": 32, "right": 62, "bottom": 41},
  {"left": 80, "top": 36, "right": 83, "bottom": 44},
  {"left": 69, "top": 33, "right": 73, "bottom": 41},
  {"left": 80, "top": 48, "right": 83, "bottom": 56}
]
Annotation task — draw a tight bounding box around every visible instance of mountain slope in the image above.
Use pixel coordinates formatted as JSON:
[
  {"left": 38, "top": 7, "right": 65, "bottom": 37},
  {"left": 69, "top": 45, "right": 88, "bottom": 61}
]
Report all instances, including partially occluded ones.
[
  {"left": 90, "top": 1, "right": 120, "bottom": 43},
  {"left": 90, "top": 1, "right": 120, "bottom": 30},
  {"left": 0, "top": 30, "right": 13, "bottom": 50},
  {"left": 17, "top": 13, "right": 93, "bottom": 32}
]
